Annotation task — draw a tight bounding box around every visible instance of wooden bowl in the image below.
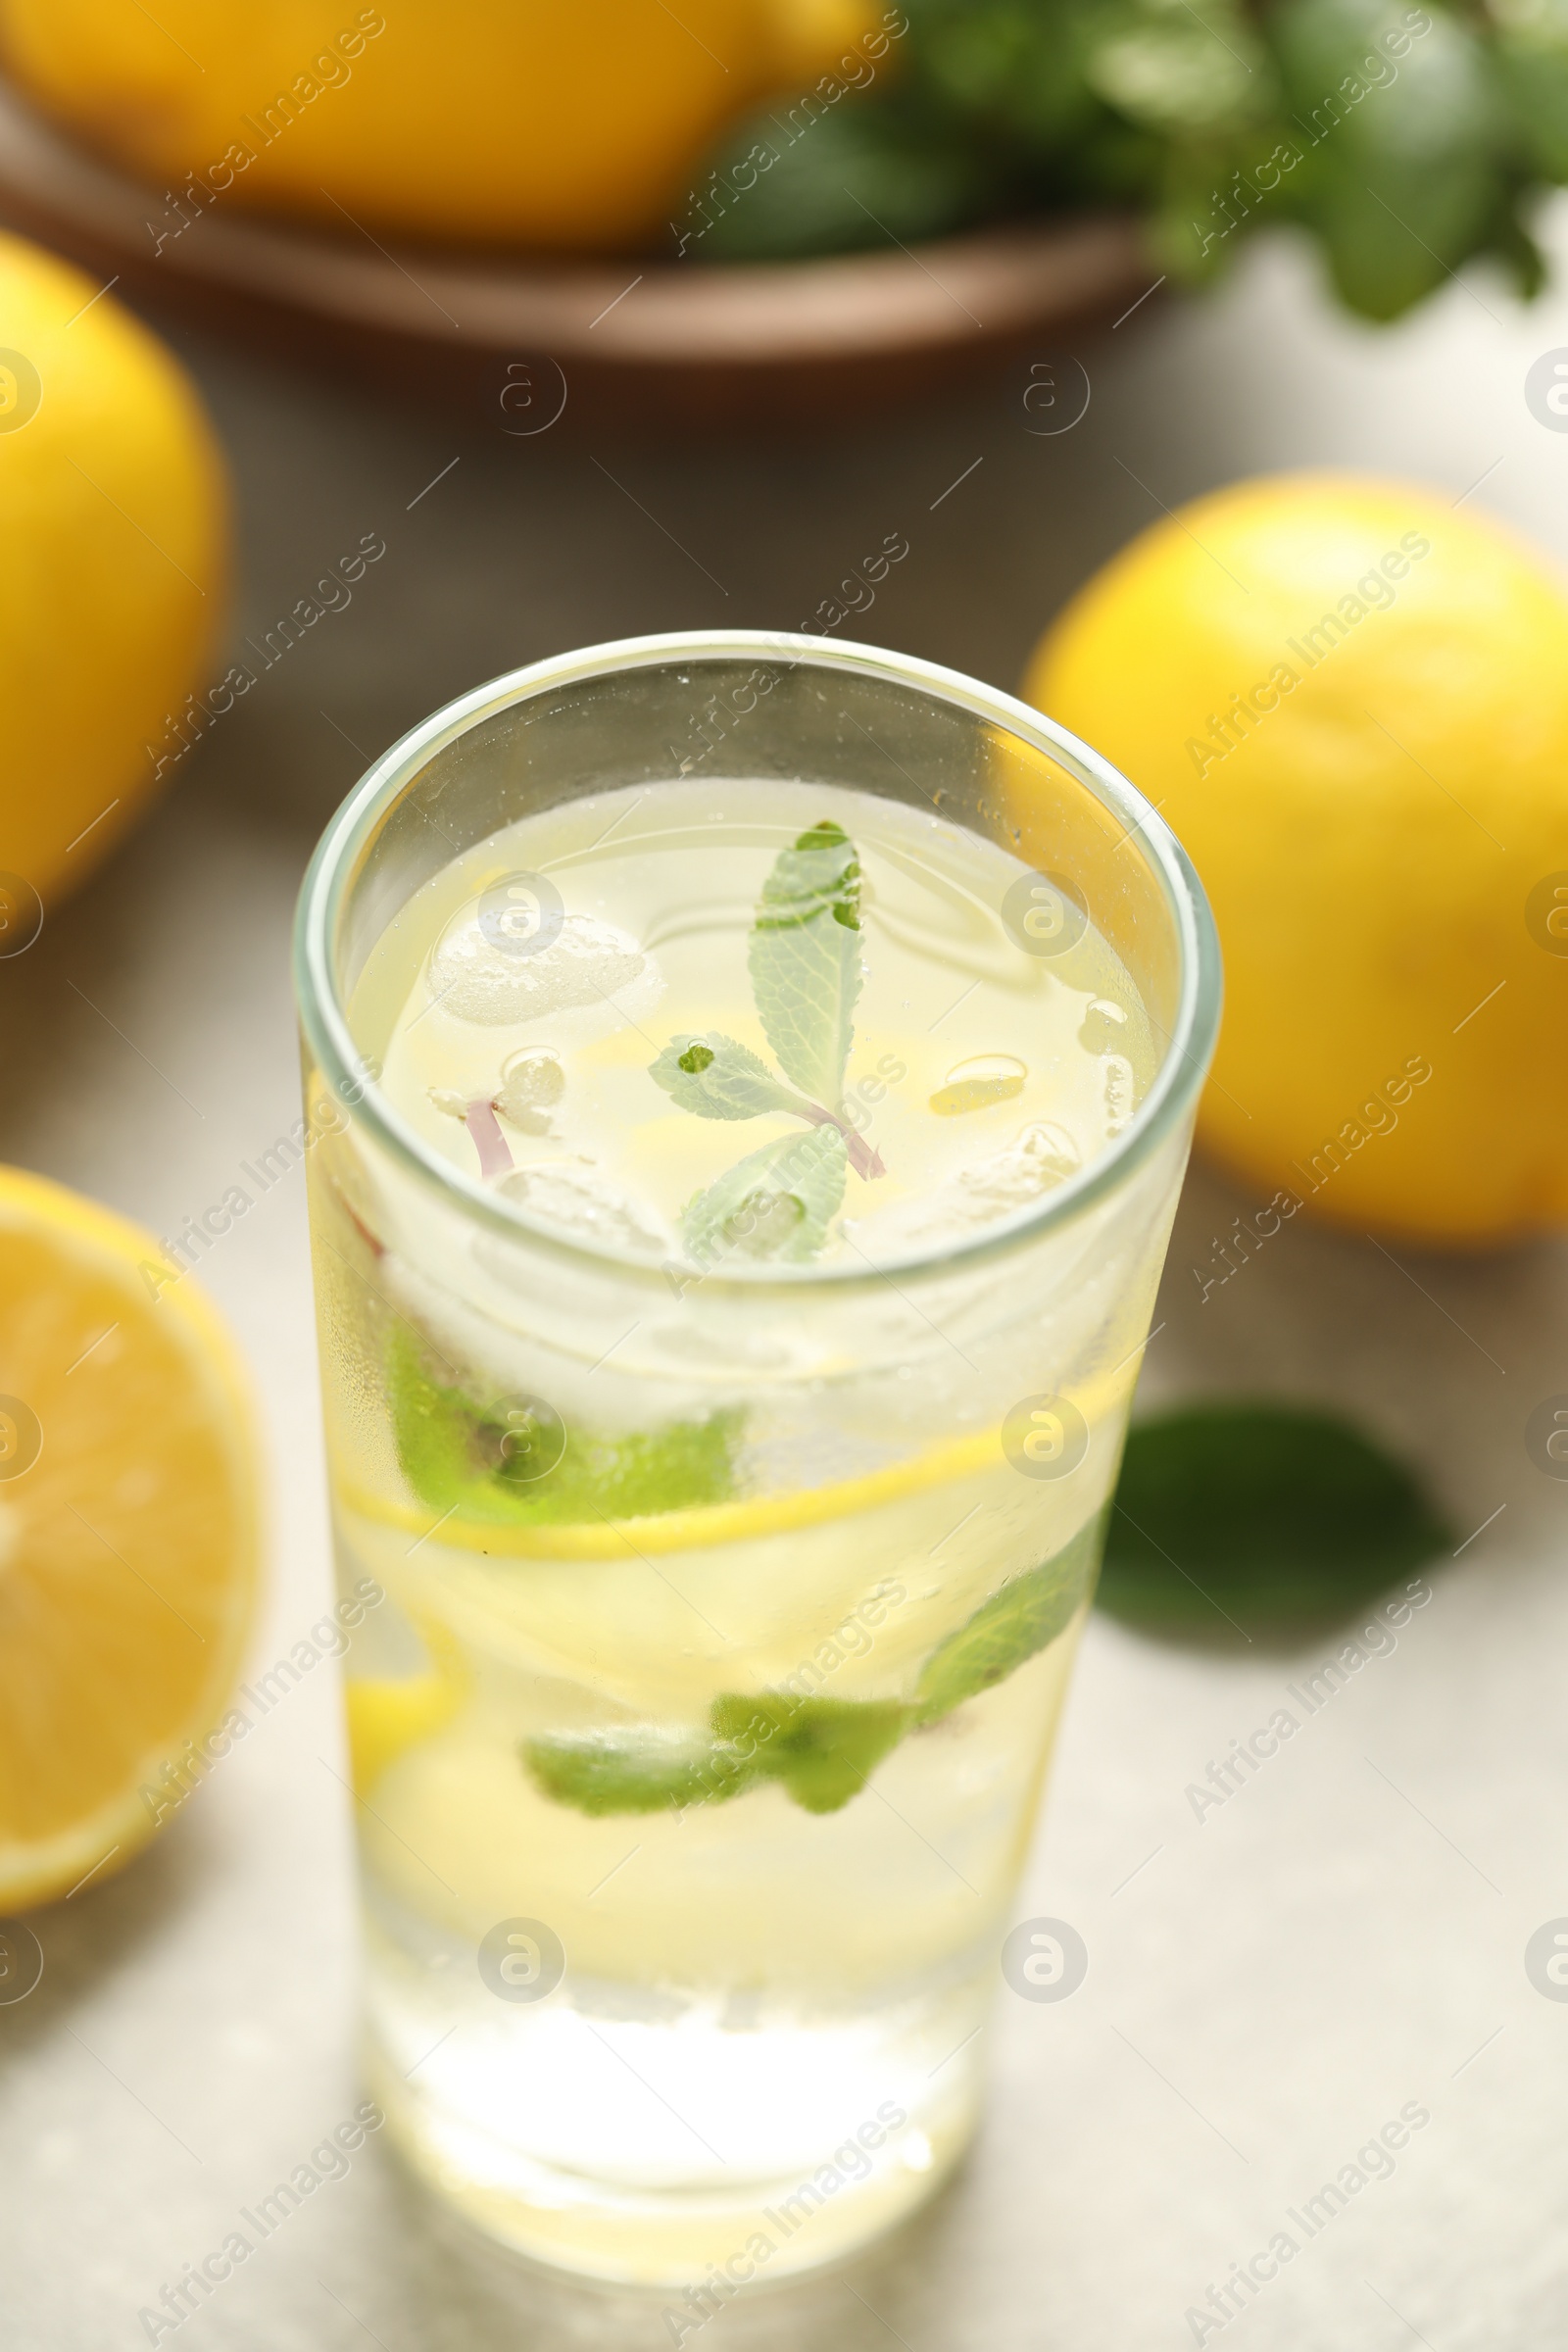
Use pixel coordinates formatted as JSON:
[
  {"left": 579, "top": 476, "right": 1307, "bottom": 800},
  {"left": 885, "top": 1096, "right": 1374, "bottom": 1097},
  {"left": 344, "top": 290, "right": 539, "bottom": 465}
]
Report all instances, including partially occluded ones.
[{"left": 0, "top": 79, "right": 1154, "bottom": 433}]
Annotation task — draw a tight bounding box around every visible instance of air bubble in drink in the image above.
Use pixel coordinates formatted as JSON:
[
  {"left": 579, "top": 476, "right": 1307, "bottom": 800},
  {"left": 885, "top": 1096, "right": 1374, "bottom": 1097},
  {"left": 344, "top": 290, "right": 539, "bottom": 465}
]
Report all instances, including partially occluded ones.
[{"left": 1078, "top": 998, "right": 1129, "bottom": 1056}]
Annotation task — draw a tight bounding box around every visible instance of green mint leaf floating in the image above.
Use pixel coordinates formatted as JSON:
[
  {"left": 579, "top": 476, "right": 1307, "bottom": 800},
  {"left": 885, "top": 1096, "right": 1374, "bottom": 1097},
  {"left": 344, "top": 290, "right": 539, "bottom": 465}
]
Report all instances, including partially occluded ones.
[
  {"left": 523, "top": 1729, "right": 761, "bottom": 1816},
  {"left": 648, "top": 1032, "right": 810, "bottom": 1123},
  {"left": 915, "top": 1512, "right": 1106, "bottom": 1725},
  {"left": 710, "top": 1692, "right": 910, "bottom": 1814},
  {"left": 1098, "top": 1403, "right": 1450, "bottom": 1639},
  {"left": 527, "top": 1691, "right": 912, "bottom": 1820},
  {"left": 523, "top": 1521, "right": 1109, "bottom": 1822},
  {"left": 749, "top": 819, "right": 864, "bottom": 1108},
  {"left": 679, "top": 1126, "right": 848, "bottom": 1269},
  {"left": 389, "top": 1325, "right": 741, "bottom": 1527}
]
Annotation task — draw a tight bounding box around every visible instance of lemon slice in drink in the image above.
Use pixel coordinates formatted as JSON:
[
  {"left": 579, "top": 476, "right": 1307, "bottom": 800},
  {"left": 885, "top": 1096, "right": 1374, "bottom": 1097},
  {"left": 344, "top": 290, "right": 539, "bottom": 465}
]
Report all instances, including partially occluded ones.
[
  {"left": 0, "top": 1167, "right": 260, "bottom": 1910},
  {"left": 345, "top": 1614, "right": 466, "bottom": 1796},
  {"left": 342, "top": 1345, "right": 1145, "bottom": 1563}
]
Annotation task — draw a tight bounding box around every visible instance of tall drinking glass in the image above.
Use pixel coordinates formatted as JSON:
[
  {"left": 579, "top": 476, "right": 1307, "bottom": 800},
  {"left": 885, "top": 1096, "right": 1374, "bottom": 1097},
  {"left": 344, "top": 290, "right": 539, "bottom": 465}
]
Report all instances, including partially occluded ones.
[{"left": 292, "top": 633, "right": 1220, "bottom": 2286}]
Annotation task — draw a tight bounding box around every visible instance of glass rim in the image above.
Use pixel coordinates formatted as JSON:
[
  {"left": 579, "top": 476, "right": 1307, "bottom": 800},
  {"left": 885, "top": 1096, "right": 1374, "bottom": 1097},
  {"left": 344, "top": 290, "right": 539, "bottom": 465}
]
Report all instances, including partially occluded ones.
[{"left": 292, "top": 629, "right": 1222, "bottom": 1296}]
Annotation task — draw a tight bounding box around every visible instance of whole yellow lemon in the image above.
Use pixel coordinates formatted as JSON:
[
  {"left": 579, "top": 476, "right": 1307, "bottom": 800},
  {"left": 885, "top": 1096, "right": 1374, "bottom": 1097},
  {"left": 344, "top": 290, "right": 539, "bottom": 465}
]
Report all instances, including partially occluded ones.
[
  {"left": 1025, "top": 472, "right": 1568, "bottom": 1248},
  {"left": 0, "top": 231, "right": 226, "bottom": 925},
  {"left": 0, "top": 0, "right": 873, "bottom": 251}
]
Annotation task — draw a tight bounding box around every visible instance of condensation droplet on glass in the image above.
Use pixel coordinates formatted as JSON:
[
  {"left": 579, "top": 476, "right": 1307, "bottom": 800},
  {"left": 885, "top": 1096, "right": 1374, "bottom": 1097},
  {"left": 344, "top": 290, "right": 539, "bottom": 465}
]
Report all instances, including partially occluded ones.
[{"left": 928, "top": 1053, "right": 1027, "bottom": 1117}]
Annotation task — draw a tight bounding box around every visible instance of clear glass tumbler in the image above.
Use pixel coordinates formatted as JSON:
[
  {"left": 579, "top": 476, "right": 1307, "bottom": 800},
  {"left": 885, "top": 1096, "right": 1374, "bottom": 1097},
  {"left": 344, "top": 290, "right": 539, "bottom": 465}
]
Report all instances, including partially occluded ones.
[{"left": 292, "top": 632, "right": 1220, "bottom": 2286}]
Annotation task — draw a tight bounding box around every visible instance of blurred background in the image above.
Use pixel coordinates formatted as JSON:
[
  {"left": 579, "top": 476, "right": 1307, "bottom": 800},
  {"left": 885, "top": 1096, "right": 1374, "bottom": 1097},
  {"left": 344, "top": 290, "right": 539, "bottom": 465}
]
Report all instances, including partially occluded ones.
[{"left": 2, "top": 4, "right": 1567, "bottom": 2347}]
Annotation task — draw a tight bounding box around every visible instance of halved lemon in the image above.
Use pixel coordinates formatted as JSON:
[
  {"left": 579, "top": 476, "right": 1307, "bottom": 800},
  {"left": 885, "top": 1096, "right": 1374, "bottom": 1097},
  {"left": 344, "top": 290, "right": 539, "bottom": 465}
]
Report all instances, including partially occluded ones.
[{"left": 0, "top": 1166, "right": 260, "bottom": 1910}]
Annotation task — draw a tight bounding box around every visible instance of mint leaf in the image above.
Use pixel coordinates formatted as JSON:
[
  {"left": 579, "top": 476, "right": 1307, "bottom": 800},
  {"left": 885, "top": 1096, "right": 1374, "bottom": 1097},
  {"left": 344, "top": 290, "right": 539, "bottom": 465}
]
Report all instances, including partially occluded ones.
[
  {"left": 749, "top": 820, "right": 863, "bottom": 1108},
  {"left": 1098, "top": 1403, "right": 1449, "bottom": 1637},
  {"left": 697, "top": 96, "right": 1005, "bottom": 261},
  {"left": 522, "top": 1729, "right": 760, "bottom": 1815},
  {"left": 679, "top": 1125, "right": 847, "bottom": 1269},
  {"left": 1086, "top": 0, "right": 1272, "bottom": 134},
  {"left": 915, "top": 1512, "right": 1105, "bottom": 1724},
  {"left": 521, "top": 1520, "right": 1107, "bottom": 1823},
  {"left": 711, "top": 1692, "right": 910, "bottom": 1813},
  {"left": 526, "top": 1691, "right": 911, "bottom": 1820},
  {"left": 389, "top": 1325, "right": 741, "bottom": 1526},
  {"left": 648, "top": 1032, "right": 809, "bottom": 1122}
]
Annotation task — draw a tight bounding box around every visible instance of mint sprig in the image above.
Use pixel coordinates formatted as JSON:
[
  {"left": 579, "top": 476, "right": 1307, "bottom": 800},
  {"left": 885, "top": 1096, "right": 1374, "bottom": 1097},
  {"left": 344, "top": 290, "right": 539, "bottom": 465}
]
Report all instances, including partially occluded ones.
[
  {"left": 521, "top": 1513, "right": 1106, "bottom": 1820},
  {"left": 649, "top": 1033, "right": 813, "bottom": 1123},
  {"left": 692, "top": 0, "right": 1568, "bottom": 324},
  {"left": 649, "top": 820, "right": 884, "bottom": 1267},
  {"left": 748, "top": 818, "right": 863, "bottom": 1108},
  {"left": 679, "top": 1127, "right": 848, "bottom": 1268}
]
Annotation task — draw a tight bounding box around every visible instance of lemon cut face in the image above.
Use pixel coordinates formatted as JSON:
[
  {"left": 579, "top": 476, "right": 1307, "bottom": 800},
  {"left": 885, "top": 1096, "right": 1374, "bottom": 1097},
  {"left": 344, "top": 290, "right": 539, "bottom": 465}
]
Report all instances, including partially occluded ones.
[{"left": 0, "top": 1167, "right": 260, "bottom": 1911}]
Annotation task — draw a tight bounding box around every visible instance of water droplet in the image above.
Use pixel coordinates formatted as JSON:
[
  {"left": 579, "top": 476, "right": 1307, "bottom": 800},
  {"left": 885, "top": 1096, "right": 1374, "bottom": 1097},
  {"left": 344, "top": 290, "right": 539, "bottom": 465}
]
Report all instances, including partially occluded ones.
[{"left": 929, "top": 1053, "right": 1027, "bottom": 1117}]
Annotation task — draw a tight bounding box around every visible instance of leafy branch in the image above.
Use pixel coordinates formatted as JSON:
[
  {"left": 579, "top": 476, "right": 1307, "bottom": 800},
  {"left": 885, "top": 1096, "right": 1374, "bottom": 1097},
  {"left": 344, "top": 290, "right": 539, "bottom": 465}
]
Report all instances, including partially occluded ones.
[
  {"left": 649, "top": 820, "right": 885, "bottom": 1265},
  {"left": 691, "top": 0, "right": 1568, "bottom": 323}
]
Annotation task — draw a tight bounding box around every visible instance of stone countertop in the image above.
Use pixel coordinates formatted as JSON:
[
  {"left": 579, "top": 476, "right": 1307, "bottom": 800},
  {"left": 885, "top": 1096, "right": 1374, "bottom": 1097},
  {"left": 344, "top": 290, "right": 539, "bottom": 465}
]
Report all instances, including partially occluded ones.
[{"left": 4, "top": 210, "right": 1568, "bottom": 2352}]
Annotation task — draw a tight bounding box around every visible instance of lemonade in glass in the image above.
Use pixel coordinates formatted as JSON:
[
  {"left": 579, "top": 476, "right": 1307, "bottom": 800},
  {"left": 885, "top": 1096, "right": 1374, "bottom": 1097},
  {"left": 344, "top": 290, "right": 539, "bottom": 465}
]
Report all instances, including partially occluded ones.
[{"left": 293, "top": 633, "right": 1219, "bottom": 2285}]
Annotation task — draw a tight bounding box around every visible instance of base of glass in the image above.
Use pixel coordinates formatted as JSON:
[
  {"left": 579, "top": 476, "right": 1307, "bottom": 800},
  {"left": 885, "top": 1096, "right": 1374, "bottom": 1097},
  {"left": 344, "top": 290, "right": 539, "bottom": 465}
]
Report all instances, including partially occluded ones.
[{"left": 367, "top": 2018, "right": 980, "bottom": 2288}]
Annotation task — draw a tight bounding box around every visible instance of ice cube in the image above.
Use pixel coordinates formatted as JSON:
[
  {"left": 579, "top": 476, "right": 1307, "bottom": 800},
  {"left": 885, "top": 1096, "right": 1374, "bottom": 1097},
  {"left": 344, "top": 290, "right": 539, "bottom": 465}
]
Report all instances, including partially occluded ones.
[
  {"left": 498, "top": 1159, "right": 671, "bottom": 1256},
  {"left": 844, "top": 1120, "right": 1083, "bottom": 1254},
  {"left": 947, "top": 1121, "right": 1082, "bottom": 1215},
  {"left": 428, "top": 908, "right": 657, "bottom": 1026},
  {"left": 496, "top": 1048, "right": 564, "bottom": 1135}
]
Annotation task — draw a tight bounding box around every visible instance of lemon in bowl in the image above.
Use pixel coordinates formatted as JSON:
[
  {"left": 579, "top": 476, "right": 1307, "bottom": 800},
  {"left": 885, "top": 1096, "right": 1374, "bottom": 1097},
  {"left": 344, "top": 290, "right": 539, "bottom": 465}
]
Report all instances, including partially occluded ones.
[{"left": 0, "top": 0, "right": 875, "bottom": 250}]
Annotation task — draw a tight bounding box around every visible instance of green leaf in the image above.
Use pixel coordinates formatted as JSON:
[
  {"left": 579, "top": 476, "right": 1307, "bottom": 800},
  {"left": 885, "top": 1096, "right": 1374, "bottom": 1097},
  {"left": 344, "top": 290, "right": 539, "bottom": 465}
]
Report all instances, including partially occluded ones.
[
  {"left": 679, "top": 1125, "right": 848, "bottom": 1270},
  {"left": 648, "top": 1032, "right": 808, "bottom": 1122},
  {"left": 711, "top": 1692, "right": 911, "bottom": 1814},
  {"left": 389, "top": 1324, "right": 742, "bottom": 1527},
  {"left": 915, "top": 1512, "right": 1105, "bottom": 1724},
  {"left": 696, "top": 94, "right": 1008, "bottom": 261},
  {"left": 524, "top": 1692, "right": 909, "bottom": 1819},
  {"left": 522, "top": 1729, "right": 760, "bottom": 1815},
  {"left": 749, "top": 820, "right": 864, "bottom": 1108},
  {"left": 1097, "top": 1402, "right": 1449, "bottom": 1637},
  {"left": 1494, "top": 0, "right": 1568, "bottom": 177},
  {"left": 518, "top": 1520, "right": 1114, "bottom": 1821},
  {"left": 1086, "top": 0, "right": 1274, "bottom": 134}
]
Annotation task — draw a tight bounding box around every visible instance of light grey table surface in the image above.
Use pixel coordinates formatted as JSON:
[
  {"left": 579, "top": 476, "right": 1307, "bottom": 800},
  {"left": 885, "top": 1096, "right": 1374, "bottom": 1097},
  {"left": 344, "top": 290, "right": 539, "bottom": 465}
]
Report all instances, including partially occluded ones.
[{"left": 4, "top": 207, "right": 1568, "bottom": 2352}]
